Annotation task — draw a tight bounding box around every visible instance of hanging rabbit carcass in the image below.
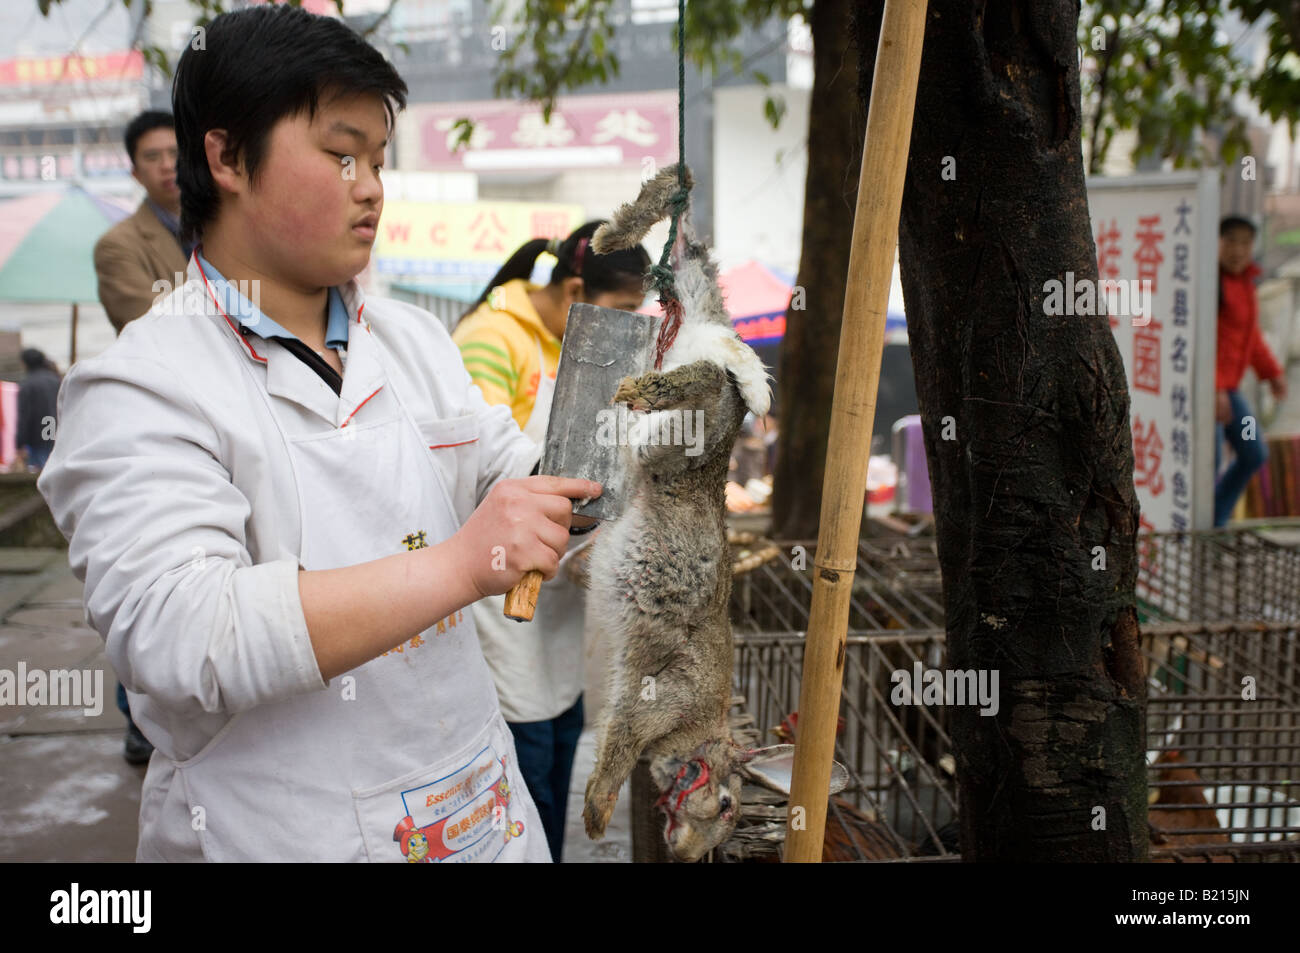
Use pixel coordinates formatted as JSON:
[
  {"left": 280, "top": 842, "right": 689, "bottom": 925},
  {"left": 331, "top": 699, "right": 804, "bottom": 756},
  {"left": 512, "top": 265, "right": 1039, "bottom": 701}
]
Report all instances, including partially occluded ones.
[{"left": 580, "top": 165, "right": 776, "bottom": 861}]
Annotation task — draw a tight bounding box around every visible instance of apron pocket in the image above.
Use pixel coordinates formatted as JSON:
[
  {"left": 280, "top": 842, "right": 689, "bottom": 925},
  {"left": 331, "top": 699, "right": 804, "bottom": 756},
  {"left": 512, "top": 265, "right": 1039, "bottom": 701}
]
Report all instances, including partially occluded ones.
[
  {"left": 352, "top": 714, "right": 537, "bottom": 863},
  {"left": 417, "top": 415, "right": 480, "bottom": 524}
]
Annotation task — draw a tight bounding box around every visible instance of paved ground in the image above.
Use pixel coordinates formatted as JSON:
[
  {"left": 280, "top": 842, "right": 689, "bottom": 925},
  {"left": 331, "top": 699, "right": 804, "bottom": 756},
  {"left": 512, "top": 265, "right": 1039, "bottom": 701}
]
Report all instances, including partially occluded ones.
[
  {"left": 561, "top": 731, "right": 632, "bottom": 863},
  {"left": 0, "top": 548, "right": 630, "bottom": 863},
  {"left": 0, "top": 549, "right": 142, "bottom": 863}
]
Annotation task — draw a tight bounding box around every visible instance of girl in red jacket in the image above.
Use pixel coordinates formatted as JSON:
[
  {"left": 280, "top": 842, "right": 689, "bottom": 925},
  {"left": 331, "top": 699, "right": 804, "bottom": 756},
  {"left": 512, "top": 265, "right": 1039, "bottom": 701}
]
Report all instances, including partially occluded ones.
[{"left": 1215, "top": 216, "right": 1288, "bottom": 526}]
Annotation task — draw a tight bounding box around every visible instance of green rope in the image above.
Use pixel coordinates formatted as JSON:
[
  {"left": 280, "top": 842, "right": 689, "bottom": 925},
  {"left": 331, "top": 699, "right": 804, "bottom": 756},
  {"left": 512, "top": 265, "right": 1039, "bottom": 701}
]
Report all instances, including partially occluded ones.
[{"left": 651, "top": 0, "right": 690, "bottom": 308}]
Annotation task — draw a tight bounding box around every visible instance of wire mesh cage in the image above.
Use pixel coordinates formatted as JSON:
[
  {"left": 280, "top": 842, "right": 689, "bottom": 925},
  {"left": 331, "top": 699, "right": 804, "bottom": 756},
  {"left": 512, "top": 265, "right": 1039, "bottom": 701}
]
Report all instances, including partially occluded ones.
[
  {"left": 1133, "top": 614, "right": 1299, "bottom": 862},
  {"left": 726, "top": 631, "right": 958, "bottom": 861},
  {"left": 1136, "top": 530, "right": 1300, "bottom": 623},
  {"left": 1145, "top": 621, "right": 1300, "bottom": 707},
  {"left": 732, "top": 530, "right": 1300, "bottom": 631},
  {"left": 730, "top": 537, "right": 944, "bottom": 634},
  {"left": 717, "top": 527, "right": 1294, "bottom": 863},
  {"left": 1148, "top": 695, "right": 1300, "bottom": 862},
  {"left": 723, "top": 630, "right": 1300, "bottom": 862},
  {"left": 713, "top": 528, "right": 1300, "bottom": 862}
]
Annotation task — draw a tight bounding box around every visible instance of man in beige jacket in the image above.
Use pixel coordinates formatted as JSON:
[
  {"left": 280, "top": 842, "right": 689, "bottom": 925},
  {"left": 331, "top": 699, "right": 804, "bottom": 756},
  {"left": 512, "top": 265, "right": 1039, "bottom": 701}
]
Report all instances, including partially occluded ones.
[{"left": 93, "top": 111, "right": 190, "bottom": 334}]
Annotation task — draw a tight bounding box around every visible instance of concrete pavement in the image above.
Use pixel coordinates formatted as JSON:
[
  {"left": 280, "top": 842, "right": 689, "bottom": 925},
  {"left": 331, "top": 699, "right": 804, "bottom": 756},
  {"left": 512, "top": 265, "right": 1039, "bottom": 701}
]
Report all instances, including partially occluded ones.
[{"left": 0, "top": 549, "right": 141, "bottom": 862}]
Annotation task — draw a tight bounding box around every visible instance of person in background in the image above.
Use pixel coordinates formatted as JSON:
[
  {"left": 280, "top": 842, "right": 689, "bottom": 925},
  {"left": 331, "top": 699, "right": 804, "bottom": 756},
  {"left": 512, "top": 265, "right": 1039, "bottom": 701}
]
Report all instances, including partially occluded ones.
[
  {"left": 761, "top": 410, "right": 779, "bottom": 476},
  {"left": 729, "top": 413, "right": 768, "bottom": 487},
  {"left": 93, "top": 111, "right": 192, "bottom": 334},
  {"left": 16, "top": 348, "right": 59, "bottom": 471},
  {"left": 453, "top": 222, "right": 649, "bottom": 860},
  {"left": 1214, "top": 215, "right": 1288, "bottom": 526}
]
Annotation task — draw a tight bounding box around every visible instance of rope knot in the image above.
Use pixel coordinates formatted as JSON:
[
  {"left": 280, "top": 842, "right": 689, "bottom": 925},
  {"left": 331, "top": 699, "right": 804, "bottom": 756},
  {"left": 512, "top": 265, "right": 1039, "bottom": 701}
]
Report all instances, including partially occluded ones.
[
  {"left": 667, "top": 188, "right": 690, "bottom": 216},
  {"left": 649, "top": 263, "right": 676, "bottom": 288}
]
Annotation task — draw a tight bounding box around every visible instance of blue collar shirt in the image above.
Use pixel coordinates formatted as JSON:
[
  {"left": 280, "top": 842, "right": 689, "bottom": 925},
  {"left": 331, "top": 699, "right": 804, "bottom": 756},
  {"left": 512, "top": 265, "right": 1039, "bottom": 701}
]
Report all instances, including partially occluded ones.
[{"left": 196, "top": 250, "right": 350, "bottom": 352}]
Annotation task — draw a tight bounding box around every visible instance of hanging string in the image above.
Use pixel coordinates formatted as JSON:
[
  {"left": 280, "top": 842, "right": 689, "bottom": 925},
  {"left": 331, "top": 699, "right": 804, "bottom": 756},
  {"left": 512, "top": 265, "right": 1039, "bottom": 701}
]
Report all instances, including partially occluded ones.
[{"left": 650, "top": 0, "right": 690, "bottom": 369}]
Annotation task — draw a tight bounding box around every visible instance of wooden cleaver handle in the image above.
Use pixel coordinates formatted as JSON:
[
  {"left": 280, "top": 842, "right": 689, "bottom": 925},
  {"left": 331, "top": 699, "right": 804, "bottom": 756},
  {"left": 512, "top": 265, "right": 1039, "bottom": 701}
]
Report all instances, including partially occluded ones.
[{"left": 503, "top": 570, "right": 544, "bottom": 621}]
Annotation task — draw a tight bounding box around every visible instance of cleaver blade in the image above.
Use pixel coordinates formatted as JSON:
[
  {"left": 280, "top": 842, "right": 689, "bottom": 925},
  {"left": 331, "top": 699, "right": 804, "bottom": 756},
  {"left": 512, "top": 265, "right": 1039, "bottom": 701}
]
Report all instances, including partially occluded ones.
[{"left": 537, "top": 301, "right": 659, "bottom": 523}]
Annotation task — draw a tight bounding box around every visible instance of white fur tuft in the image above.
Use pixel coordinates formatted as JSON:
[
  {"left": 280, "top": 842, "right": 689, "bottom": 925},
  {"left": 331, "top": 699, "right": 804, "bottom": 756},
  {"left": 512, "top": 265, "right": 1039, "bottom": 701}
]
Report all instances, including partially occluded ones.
[{"left": 661, "top": 323, "right": 772, "bottom": 417}]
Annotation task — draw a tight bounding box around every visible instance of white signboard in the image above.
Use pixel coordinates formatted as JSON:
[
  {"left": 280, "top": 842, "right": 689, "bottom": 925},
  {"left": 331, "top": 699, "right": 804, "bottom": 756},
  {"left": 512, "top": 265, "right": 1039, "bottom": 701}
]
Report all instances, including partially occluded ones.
[{"left": 1086, "top": 172, "right": 1219, "bottom": 532}]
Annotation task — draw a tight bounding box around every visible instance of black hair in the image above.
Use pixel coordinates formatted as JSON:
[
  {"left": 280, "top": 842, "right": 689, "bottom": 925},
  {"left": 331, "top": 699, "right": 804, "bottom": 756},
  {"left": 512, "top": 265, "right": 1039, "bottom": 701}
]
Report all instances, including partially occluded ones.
[
  {"left": 21, "top": 348, "right": 46, "bottom": 371},
  {"left": 124, "top": 111, "right": 174, "bottom": 166},
  {"left": 172, "top": 4, "right": 408, "bottom": 243},
  {"left": 464, "top": 220, "right": 651, "bottom": 318},
  {"left": 1220, "top": 215, "right": 1257, "bottom": 237}
]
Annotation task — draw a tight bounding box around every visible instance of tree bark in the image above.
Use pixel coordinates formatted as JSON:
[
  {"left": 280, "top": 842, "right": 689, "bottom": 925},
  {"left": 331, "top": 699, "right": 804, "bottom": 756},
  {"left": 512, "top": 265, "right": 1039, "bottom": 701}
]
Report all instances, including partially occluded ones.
[
  {"left": 770, "top": 0, "right": 863, "bottom": 540},
  {"left": 854, "top": 0, "right": 1148, "bottom": 861}
]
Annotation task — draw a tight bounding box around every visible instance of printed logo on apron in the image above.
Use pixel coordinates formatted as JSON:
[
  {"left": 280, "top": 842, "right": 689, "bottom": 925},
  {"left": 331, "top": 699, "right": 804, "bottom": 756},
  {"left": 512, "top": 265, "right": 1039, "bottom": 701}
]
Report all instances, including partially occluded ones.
[{"left": 364, "top": 719, "right": 530, "bottom": 863}]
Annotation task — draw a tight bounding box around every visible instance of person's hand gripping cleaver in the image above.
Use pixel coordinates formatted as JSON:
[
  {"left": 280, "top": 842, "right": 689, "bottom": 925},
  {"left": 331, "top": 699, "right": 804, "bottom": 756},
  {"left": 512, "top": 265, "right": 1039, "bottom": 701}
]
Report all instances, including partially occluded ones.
[{"left": 502, "top": 302, "right": 659, "bottom": 622}]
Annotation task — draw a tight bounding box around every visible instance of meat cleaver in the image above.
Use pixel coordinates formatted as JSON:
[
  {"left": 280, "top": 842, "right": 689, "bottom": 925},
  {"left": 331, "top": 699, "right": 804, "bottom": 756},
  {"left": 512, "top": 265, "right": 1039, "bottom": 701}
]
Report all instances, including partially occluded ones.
[{"left": 502, "top": 302, "right": 659, "bottom": 621}]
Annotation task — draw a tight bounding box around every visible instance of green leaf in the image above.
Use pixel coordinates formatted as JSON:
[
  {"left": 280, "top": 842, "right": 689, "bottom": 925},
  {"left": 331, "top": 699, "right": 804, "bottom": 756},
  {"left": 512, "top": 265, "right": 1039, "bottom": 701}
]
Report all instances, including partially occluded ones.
[
  {"left": 448, "top": 118, "right": 476, "bottom": 153},
  {"left": 140, "top": 44, "right": 173, "bottom": 79},
  {"left": 763, "top": 94, "right": 786, "bottom": 129},
  {"left": 1078, "top": 0, "right": 1278, "bottom": 171}
]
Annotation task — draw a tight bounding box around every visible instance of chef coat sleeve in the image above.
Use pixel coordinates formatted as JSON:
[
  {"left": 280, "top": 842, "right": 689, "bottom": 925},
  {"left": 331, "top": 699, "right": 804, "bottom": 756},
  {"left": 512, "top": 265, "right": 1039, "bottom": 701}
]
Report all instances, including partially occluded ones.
[
  {"left": 459, "top": 358, "right": 541, "bottom": 504},
  {"left": 37, "top": 355, "right": 326, "bottom": 717}
]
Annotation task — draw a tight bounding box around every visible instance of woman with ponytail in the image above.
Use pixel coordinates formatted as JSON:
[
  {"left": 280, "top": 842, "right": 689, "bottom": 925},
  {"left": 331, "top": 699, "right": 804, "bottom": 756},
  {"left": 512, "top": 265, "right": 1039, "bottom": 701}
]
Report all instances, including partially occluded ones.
[
  {"left": 455, "top": 221, "right": 649, "bottom": 430},
  {"left": 453, "top": 220, "right": 649, "bottom": 861}
]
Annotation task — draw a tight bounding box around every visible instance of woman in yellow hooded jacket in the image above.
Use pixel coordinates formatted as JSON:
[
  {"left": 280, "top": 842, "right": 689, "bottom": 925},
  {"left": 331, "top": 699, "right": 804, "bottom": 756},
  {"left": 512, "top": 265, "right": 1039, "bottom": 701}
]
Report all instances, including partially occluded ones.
[{"left": 453, "top": 221, "right": 648, "bottom": 861}]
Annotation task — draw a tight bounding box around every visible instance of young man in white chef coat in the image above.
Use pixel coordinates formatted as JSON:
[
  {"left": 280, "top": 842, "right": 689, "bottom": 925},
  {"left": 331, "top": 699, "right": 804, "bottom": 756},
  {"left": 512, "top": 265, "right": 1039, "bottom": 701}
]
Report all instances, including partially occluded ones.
[{"left": 38, "top": 4, "right": 598, "bottom": 863}]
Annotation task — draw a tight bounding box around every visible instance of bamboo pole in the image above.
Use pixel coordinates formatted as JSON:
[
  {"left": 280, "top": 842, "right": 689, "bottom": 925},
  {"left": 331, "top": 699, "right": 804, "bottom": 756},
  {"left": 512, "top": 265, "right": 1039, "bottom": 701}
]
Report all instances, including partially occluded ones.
[{"left": 783, "top": 0, "right": 929, "bottom": 863}]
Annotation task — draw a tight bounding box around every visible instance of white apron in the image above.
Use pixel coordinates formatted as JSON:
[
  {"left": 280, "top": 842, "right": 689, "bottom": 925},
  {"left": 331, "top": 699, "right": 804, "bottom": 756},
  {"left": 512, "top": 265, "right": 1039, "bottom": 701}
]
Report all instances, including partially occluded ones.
[
  {"left": 473, "top": 337, "right": 586, "bottom": 724},
  {"left": 170, "top": 312, "right": 550, "bottom": 863}
]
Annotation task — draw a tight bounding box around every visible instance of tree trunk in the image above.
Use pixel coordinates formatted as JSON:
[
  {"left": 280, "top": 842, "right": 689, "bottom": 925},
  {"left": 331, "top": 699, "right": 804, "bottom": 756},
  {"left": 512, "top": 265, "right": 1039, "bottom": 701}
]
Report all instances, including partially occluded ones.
[
  {"left": 770, "top": 0, "right": 863, "bottom": 540},
  {"left": 854, "top": 0, "right": 1147, "bottom": 861}
]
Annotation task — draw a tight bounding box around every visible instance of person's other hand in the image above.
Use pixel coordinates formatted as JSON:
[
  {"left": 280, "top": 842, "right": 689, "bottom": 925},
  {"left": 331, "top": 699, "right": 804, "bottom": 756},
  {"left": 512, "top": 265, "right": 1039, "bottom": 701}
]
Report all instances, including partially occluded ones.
[
  {"left": 1269, "top": 376, "right": 1289, "bottom": 402},
  {"left": 452, "top": 476, "right": 602, "bottom": 599},
  {"left": 1215, "top": 390, "right": 1232, "bottom": 425}
]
